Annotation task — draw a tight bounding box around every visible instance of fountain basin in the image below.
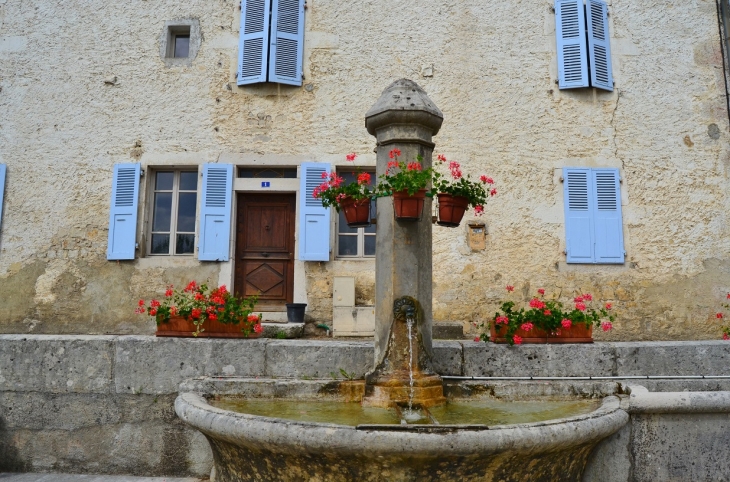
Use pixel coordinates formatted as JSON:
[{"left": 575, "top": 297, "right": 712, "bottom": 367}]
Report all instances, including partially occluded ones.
[{"left": 175, "top": 378, "right": 629, "bottom": 482}]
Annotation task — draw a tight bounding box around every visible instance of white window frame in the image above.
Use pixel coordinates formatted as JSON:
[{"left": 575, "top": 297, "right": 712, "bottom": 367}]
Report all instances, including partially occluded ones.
[
  {"left": 335, "top": 170, "right": 376, "bottom": 259},
  {"left": 147, "top": 169, "right": 199, "bottom": 256}
]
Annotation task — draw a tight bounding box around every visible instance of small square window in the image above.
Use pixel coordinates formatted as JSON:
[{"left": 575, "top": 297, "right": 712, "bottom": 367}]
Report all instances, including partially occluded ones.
[
  {"left": 173, "top": 34, "right": 190, "bottom": 58},
  {"left": 160, "top": 20, "right": 200, "bottom": 66},
  {"left": 166, "top": 26, "right": 191, "bottom": 58}
]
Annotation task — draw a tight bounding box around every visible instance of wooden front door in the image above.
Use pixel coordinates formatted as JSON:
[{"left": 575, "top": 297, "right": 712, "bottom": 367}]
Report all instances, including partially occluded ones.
[{"left": 235, "top": 193, "right": 296, "bottom": 308}]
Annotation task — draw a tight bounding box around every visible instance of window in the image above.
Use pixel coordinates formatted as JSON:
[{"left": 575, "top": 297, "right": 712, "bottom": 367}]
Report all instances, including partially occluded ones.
[
  {"left": 237, "top": 0, "right": 305, "bottom": 86},
  {"left": 172, "top": 30, "right": 190, "bottom": 58},
  {"left": 149, "top": 171, "right": 198, "bottom": 255},
  {"left": 107, "top": 163, "right": 233, "bottom": 261},
  {"left": 337, "top": 171, "right": 376, "bottom": 258},
  {"left": 555, "top": 0, "right": 613, "bottom": 91},
  {"left": 160, "top": 20, "right": 201, "bottom": 67},
  {"left": 563, "top": 167, "right": 624, "bottom": 264}
]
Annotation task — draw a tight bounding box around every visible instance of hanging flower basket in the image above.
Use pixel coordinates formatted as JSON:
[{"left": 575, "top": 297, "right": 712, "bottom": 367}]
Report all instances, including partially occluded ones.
[
  {"left": 437, "top": 193, "right": 470, "bottom": 227},
  {"left": 392, "top": 189, "right": 427, "bottom": 221},
  {"left": 340, "top": 196, "right": 371, "bottom": 228}
]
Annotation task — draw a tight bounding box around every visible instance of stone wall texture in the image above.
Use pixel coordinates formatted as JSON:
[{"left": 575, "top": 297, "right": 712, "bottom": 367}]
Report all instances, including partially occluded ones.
[{"left": 1, "top": 0, "right": 729, "bottom": 339}]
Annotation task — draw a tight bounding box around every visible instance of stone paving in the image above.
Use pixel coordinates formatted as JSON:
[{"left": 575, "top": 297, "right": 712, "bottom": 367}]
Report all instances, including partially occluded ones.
[{"left": 0, "top": 475, "right": 202, "bottom": 482}]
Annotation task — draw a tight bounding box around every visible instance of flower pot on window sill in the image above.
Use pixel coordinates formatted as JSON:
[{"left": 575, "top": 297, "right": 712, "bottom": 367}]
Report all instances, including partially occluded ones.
[
  {"left": 392, "top": 189, "right": 427, "bottom": 221},
  {"left": 436, "top": 193, "right": 469, "bottom": 227},
  {"left": 489, "top": 323, "right": 593, "bottom": 344},
  {"left": 156, "top": 315, "right": 262, "bottom": 338},
  {"left": 340, "top": 196, "right": 371, "bottom": 228}
]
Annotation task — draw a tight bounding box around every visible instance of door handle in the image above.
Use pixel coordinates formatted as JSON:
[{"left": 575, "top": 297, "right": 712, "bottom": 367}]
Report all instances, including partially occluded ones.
[{"left": 261, "top": 252, "right": 270, "bottom": 257}]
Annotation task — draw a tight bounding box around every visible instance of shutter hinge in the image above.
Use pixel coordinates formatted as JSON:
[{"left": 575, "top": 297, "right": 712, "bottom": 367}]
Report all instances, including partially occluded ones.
[
  {"left": 563, "top": 249, "right": 567, "bottom": 255},
  {"left": 550, "top": 6, "right": 555, "bottom": 13},
  {"left": 559, "top": 176, "right": 564, "bottom": 183},
  {"left": 140, "top": 169, "right": 144, "bottom": 177},
  {"left": 135, "top": 242, "right": 139, "bottom": 249},
  {"left": 304, "top": 1, "right": 308, "bottom": 9}
]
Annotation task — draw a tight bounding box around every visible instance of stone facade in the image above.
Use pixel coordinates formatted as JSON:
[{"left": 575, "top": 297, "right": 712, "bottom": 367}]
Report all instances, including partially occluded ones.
[{"left": 0, "top": 0, "right": 729, "bottom": 339}]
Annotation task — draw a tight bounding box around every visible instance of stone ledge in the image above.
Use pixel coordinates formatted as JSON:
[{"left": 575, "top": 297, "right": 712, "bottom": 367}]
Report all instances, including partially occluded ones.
[{"left": 2, "top": 336, "right": 730, "bottom": 395}]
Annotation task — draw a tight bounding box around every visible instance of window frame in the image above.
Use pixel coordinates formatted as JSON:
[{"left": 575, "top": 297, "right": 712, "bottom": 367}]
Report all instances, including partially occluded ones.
[
  {"left": 335, "top": 170, "right": 376, "bottom": 260},
  {"left": 147, "top": 169, "right": 199, "bottom": 257}
]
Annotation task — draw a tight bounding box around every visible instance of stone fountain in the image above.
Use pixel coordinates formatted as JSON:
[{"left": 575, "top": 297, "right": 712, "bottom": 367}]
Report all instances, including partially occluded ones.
[{"left": 174, "top": 80, "right": 629, "bottom": 482}]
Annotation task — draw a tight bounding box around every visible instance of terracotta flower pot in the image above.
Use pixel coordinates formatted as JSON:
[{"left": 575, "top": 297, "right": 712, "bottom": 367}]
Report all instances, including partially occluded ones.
[
  {"left": 489, "top": 323, "right": 593, "bottom": 344},
  {"left": 437, "top": 193, "right": 469, "bottom": 227},
  {"left": 156, "top": 315, "right": 262, "bottom": 338},
  {"left": 392, "top": 189, "right": 427, "bottom": 220},
  {"left": 340, "top": 196, "right": 371, "bottom": 228}
]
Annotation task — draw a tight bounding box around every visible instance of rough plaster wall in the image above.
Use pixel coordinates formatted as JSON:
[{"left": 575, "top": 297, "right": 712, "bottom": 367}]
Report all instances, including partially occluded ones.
[{"left": 0, "top": 0, "right": 729, "bottom": 339}]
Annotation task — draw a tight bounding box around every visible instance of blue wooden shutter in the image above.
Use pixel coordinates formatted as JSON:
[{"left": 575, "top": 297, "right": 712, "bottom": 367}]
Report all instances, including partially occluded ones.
[
  {"left": 564, "top": 168, "right": 594, "bottom": 263},
  {"left": 586, "top": 0, "right": 613, "bottom": 91},
  {"left": 592, "top": 168, "right": 624, "bottom": 263},
  {"left": 198, "top": 164, "right": 233, "bottom": 261},
  {"left": 0, "top": 164, "right": 6, "bottom": 231},
  {"left": 238, "top": 0, "right": 271, "bottom": 85},
  {"left": 268, "top": 0, "right": 304, "bottom": 86},
  {"left": 555, "top": 0, "right": 589, "bottom": 89},
  {"left": 107, "top": 163, "right": 140, "bottom": 260},
  {"left": 298, "top": 163, "right": 331, "bottom": 261}
]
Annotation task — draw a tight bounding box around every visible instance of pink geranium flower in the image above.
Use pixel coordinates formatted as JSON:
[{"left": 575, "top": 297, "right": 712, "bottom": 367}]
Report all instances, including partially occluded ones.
[
  {"left": 601, "top": 321, "right": 613, "bottom": 332},
  {"left": 512, "top": 335, "right": 523, "bottom": 345},
  {"left": 561, "top": 319, "right": 572, "bottom": 329}
]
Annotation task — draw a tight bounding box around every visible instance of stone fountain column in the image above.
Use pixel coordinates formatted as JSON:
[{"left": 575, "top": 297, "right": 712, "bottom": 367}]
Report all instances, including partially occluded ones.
[{"left": 363, "top": 79, "right": 445, "bottom": 408}]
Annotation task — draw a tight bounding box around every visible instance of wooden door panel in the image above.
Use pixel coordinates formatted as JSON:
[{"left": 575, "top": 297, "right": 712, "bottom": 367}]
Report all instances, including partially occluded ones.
[
  {"left": 243, "top": 204, "right": 290, "bottom": 252},
  {"left": 242, "top": 261, "right": 286, "bottom": 299},
  {"left": 235, "top": 193, "right": 295, "bottom": 307}
]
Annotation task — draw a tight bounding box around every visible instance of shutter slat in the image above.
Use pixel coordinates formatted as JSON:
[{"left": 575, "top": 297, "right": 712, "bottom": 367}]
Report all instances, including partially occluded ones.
[
  {"left": 107, "top": 163, "right": 141, "bottom": 260},
  {"left": 298, "top": 162, "right": 331, "bottom": 261},
  {"left": 564, "top": 168, "right": 594, "bottom": 263},
  {"left": 586, "top": 0, "right": 614, "bottom": 91},
  {"left": 238, "top": 0, "right": 271, "bottom": 85},
  {"left": 555, "top": 0, "right": 589, "bottom": 89},
  {"left": 0, "top": 164, "right": 6, "bottom": 232},
  {"left": 198, "top": 164, "right": 233, "bottom": 261},
  {"left": 268, "top": 0, "right": 304, "bottom": 86},
  {"left": 592, "top": 169, "right": 624, "bottom": 263}
]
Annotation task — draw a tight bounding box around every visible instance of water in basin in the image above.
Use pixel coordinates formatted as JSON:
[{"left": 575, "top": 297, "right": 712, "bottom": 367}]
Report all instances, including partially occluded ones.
[{"left": 210, "top": 397, "right": 600, "bottom": 426}]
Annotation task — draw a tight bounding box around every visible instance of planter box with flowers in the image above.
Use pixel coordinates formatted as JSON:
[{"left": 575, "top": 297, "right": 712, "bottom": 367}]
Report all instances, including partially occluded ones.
[
  {"left": 136, "top": 281, "right": 262, "bottom": 338},
  {"left": 478, "top": 285, "right": 615, "bottom": 345}
]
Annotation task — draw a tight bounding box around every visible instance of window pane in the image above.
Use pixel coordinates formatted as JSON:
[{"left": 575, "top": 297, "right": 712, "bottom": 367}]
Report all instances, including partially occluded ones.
[
  {"left": 174, "top": 35, "right": 190, "bottom": 58},
  {"left": 176, "top": 234, "right": 195, "bottom": 254},
  {"left": 364, "top": 199, "right": 377, "bottom": 233},
  {"left": 338, "top": 235, "right": 358, "bottom": 256},
  {"left": 364, "top": 235, "right": 376, "bottom": 256},
  {"left": 151, "top": 234, "right": 170, "bottom": 254},
  {"left": 152, "top": 192, "right": 172, "bottom": 231},
  {"left": 177, "top": 192, "right": 197, "bottom": 232},
  {"left": 155, "top": 172, "right": 174, "bottom": 190},
  {"left": 179, "top": 171, "right": 198, "bottom": 191},
  {"left": 338, "top": 210, "right": 359, "bottom": 234}
]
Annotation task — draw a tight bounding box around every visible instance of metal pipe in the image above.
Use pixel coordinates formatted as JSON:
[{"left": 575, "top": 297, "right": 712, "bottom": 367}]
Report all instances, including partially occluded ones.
[{"left": 442, "top": 375, "right": 730, "bottom": 381}]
